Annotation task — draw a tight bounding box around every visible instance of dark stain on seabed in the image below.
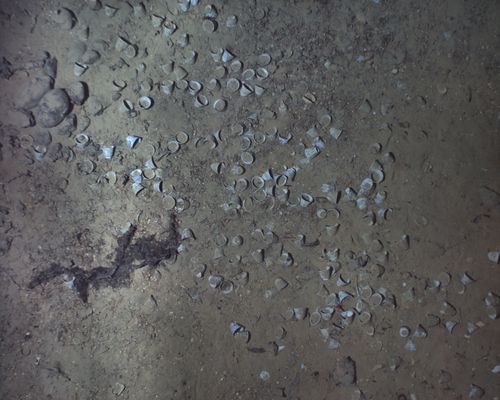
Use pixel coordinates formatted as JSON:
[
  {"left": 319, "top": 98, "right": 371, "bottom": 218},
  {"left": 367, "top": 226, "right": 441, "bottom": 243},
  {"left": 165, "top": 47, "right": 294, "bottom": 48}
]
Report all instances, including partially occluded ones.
[{"left": 28, "top": 215, "right": 180, "bottom": 302}]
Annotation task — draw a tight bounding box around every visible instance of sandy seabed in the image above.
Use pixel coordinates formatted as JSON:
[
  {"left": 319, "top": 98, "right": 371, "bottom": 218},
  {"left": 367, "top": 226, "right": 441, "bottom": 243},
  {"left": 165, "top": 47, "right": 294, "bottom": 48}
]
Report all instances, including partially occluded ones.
[{"left": 0, "top": 0, "right": 499, "bottom": 399}]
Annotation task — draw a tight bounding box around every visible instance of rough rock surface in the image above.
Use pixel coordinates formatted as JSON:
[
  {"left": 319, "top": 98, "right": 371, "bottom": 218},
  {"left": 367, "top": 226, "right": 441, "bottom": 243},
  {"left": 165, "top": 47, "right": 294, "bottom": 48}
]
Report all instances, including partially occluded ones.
[
  {"left": 67, "top": 81, "right": 87, "bottom": 105},
  {"left": 17, "top": 75, "right": 53, "bottom": 109},
  {"left": 33, "top": 89, "right": 70, "bottom": 128}
]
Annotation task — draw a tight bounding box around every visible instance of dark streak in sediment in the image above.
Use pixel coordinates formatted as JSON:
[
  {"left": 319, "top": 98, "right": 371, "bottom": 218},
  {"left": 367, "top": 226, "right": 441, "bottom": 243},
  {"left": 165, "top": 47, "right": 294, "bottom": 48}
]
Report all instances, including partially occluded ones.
[{"left": 28, "top": 214, "right": 181, "bottom": 302}]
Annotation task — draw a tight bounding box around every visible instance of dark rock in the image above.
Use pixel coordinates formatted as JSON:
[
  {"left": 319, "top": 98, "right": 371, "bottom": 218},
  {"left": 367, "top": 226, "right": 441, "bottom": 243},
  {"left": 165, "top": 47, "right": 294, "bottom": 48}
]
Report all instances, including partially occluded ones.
[
  {"left": 67, "top": 81, "right": 88, "bottom": 105},
  {"left": 18, "top": 75, "right": 54, "bottom": 109},
  {"left": 54, "top": 113, "right": 77, "bottom": 136},
  {"left": 34, "top": 89, "right": 70, "bottom": 128}
]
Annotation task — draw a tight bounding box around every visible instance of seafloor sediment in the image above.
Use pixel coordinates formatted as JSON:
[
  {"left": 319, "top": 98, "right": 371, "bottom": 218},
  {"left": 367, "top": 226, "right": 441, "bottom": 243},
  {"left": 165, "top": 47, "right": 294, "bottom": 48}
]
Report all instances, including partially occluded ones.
[{"left": 0, "top": 0, "right": 499, "bottom": 399}]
